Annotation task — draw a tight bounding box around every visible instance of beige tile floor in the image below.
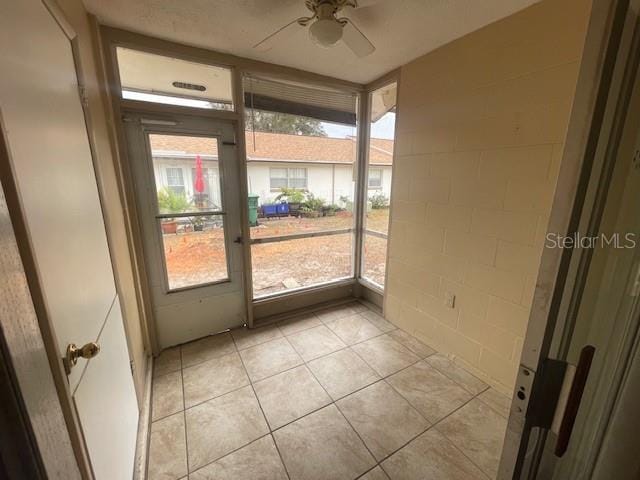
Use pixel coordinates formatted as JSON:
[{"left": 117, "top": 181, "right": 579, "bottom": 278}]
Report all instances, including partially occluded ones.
[{"left": 148, "top": 301, "right": 509, "bottom": 480}]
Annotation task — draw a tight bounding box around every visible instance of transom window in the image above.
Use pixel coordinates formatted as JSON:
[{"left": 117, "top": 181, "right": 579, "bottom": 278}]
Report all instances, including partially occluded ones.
[
  {"left": 270, "top": 167, "right": 308, "bottom": 190},
  {"left": 166, "top": 167, "right": 185, "bottom": 195},
  {"left": 368, "top": 168, "right": 383, "bottom": 189}
]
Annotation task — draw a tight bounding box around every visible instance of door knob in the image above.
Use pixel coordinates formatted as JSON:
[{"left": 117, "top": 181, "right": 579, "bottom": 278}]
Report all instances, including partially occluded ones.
[{"left": 64, "top": 342, "right": 100, "bottom": 374}]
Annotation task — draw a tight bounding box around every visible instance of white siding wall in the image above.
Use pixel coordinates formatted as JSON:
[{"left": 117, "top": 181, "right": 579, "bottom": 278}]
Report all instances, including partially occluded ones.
[
  {"left": 246, "top": 161, "right": 391, "bottom": 207},
  {"left": 247, "top": 162, "right": 356, "bottom": 206},
  {"left": 152, "top": 158, "right": 392, "bottom": 209}
]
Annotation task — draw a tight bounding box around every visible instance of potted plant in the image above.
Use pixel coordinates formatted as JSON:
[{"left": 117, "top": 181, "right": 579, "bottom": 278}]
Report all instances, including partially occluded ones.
[
  {"left": 322, "top": 204, "right": 339, "bottom": 217},
  {"left": 275, "top": 187, "right": 307, "bottom": 217},
  {"left": 300, "top": 206, "right": 322, "bottom": 218},
  {"left": 301, "top": 193, "right": 325, "bottom": 218},
  {"left": 190, "top": 216, "right": 205, "bottom": 232},
  {"left": 157, "top": 187, "right": 191, "bottom": 234}
]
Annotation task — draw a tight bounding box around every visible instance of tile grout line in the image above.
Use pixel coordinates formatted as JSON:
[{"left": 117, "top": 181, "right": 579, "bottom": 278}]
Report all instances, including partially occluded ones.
[
  {"left": 179, "top": 346, "right": 190, "bottom": 478},
  {"left": 152, "top": 303, "right": 499, "bottom": 479},
  {"left": 289, "top": 330, "right": 381, "bottom": 473},
  {"left": 231, "top": 329, "right": 293, "bottom": 480}
]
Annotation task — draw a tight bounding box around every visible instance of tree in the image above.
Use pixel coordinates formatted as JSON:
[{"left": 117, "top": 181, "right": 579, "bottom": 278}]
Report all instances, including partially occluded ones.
[{"left": 245, "top": 110, "right": 326, "bottom": 136}]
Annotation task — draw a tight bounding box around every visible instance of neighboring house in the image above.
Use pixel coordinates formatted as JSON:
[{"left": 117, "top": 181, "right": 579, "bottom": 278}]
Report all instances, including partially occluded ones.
[{"left": 148, "top": 131, "right": 393, "bottom": 208}]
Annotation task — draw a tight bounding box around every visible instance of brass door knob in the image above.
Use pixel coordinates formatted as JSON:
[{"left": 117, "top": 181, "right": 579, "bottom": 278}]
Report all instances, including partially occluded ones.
[{"left": 64, "top": 342, "right": 100, "bottom": 374}]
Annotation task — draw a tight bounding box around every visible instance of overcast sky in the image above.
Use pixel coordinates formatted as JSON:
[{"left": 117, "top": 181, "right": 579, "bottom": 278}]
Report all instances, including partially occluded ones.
[{"left": 322, "top": 112, "right": 396, "bottom": 140}]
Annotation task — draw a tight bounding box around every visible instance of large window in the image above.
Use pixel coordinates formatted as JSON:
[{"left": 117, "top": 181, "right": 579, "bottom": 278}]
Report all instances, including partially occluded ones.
[
  {"left": 245, "top": 75, "right": 358, "bottom": 298},
  {"left": 361, "top": 82, "right": 396, "bottom": 289},
  {"left": 269, "top": 167, "right": 308, "bottom": 190}
]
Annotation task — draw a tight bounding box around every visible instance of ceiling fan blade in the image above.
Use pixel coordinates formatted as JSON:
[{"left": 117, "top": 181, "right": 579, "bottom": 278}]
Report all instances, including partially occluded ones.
[
  {"left": 341, "top": 19, "right": 375, "bottom": 57},
  {"left": 253, "top": 18, "right": 306, "bottom": 52}
]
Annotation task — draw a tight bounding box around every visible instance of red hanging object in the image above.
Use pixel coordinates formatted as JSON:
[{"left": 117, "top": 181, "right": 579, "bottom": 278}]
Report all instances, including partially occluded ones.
[{"left": 194, "top": 155, "right": 205, "bottom": 193}]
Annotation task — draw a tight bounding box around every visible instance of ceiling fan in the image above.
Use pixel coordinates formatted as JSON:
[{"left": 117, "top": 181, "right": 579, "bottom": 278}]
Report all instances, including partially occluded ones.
[{"left": 253, "top": 0, "right": 376, "bottom": 57}]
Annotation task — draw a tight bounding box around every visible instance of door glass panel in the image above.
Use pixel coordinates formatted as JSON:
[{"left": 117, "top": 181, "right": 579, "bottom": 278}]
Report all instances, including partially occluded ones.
[
  {"left": 362, "top": 82, "right": 396, "bottom": 289},
  {"left": 149, "top": 134, "right": 223, "bottom": 213},
  {"left": 116, "top": 47, "right": 234, "bottom": 111},
  {"left": 148, "top": 133, "right": 229, "bottom": 290},
  {"left": 159, "top": 215, "right": 228, "bottom": 290}
]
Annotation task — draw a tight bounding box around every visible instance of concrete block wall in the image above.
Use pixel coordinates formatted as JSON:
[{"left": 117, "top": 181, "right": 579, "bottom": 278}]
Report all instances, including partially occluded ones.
[{"left": 385, "top": 0, "right": 591, "bottom": 393}]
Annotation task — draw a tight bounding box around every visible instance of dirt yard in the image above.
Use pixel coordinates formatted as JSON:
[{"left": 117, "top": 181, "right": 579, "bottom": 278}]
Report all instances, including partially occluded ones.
[{"left": 162, "top": 209, "right": 389, "bottom": 295}]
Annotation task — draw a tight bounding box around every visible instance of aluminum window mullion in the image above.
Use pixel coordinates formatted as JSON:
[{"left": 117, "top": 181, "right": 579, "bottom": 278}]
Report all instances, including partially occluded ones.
[
  {"left": 250, "top": 228, "right": 353, "bottom": 245},
  {"left": 363, "top": 229, "right": 388, "bottom": 240},
  {"left": 155, "top": 210, "right": 226, "bottom": 219}
]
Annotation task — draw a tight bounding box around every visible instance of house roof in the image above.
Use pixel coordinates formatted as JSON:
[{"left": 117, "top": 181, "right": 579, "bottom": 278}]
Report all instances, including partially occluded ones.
[{"left": 149, "top": 131, "right": 393, "bottom": 165}]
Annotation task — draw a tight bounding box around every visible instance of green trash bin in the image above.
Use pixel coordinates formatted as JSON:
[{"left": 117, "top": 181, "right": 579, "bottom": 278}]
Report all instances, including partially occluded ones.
[{"left": 248, "top": 194, "right": 259, "bottom": 227}]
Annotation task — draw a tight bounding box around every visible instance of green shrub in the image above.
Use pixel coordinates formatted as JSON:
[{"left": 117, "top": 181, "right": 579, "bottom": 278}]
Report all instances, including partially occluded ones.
[
  {"left": 157, "top": 187, "right": 191, "bottom": 214},
  {"left": 275, "top": 187, "right": 306, "bottom": 204},
  {"left": 303, "top": 193, "right": 326, "bottom": 212},
  {"left": 369, "top": 191, "right": 389, "bottom": 209}
]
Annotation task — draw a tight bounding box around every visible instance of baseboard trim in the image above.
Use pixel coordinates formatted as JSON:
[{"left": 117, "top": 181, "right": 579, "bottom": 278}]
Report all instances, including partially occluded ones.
[{"left": 133, "top": 355, "right": 152, "bottom": 480}]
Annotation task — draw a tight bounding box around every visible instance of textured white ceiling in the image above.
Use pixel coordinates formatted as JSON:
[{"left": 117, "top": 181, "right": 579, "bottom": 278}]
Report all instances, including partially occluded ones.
[{"left": 84, "top": 0, "right": 540, "bottom": 84}]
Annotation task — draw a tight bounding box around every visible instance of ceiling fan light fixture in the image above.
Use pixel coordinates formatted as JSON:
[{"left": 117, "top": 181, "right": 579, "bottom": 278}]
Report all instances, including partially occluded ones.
[{"left": 308, "top": 18, "right": 343, "bottom": 47}]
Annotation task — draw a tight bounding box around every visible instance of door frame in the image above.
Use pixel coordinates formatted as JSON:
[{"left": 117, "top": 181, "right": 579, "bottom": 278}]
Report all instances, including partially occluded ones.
[
  {"left": 499, "top": 0, "right": 638, "bottom": 477},
  {"left": 98, "top": 25, "right": 373, "bottom": 339},
  {"left": 123, "top": 112, "right": 249, "bottom": 346},
  {"left": 0, "top": 1, "right": 140, "bottom": 477}
]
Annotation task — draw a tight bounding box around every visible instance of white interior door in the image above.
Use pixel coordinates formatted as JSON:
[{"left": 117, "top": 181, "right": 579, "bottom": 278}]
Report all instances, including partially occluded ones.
[
  {"left": 125, "top": 115, "right": 246, "bottom": 348},
  {"left": 0, "top": 1, "right": 138, "bottom": 479}
]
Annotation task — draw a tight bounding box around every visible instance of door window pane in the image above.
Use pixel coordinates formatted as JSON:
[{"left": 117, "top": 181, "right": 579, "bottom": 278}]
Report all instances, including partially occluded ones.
[
  {"left": 148, "top": 133, "right": 229, "bottom": 290},
  {"left": 149, "top": 134, "right": 222, "bottom": 214},
  {"left": 159, "top": 214, "right": 228, "bottom": 290},
  {"left": 116, "top": 47, "right": 234, "bottom": 111}
]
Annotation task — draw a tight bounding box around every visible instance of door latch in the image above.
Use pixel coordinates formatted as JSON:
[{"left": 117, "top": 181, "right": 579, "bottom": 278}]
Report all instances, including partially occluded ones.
[
  {"left": 526, "top": 345, "right": 595, "bottom": 457},
  {"left": 234, "top": 236, "right": 243, "bottom": 244},
  {"left": 64, "top": 342, "right": 100, "bottom": 374}
]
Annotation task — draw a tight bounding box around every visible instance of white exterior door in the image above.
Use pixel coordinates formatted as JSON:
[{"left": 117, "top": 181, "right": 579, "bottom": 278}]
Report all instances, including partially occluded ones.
[
  {"left": 125, "top": 115, "right": 246, "bottom": 348},
  {"left": 0, "top": 1, "right": 138, "bottom": 479}
]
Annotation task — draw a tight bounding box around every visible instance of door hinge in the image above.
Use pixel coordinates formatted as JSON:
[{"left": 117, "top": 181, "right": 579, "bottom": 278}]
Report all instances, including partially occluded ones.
[{"left": 130, "top": 360, "right": 135, "bottom": 376}]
